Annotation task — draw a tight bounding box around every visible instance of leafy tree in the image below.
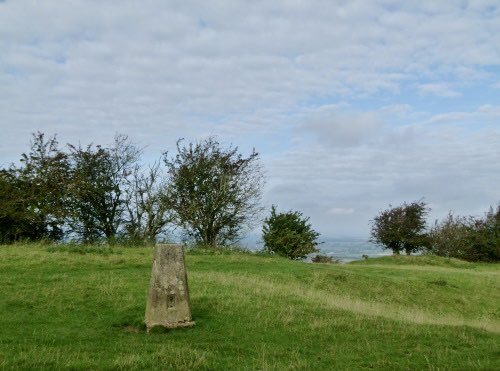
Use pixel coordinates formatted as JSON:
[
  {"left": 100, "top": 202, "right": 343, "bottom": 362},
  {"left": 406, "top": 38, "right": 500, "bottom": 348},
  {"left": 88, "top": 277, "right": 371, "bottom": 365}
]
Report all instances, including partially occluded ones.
[
  {"left": 370, "top": 200, "right": 430, "bottom": 255},
  {"left": 67, "top": 135, "right": 140, "bottom": 243},
  {"left": 18, "top": 132, "right": 70, "bottom": 240},
  {"left": 0, "top": 169, "right": 31, "bottom": 243},
  {"left": 163, "top": 137, "right": 264, "bottom": 247},
  {"left": 262, "top": 205, "right": 320, "bottom": 260},
  {"left": 0, "top": 133, "right": 70, "bottom": 243}
]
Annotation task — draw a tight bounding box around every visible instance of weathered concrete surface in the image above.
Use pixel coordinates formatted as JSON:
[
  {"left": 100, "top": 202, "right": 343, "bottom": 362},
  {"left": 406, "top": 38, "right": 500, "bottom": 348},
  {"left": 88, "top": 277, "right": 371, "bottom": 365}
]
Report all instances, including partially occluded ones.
[{"left": 144, "top": 244, "right": 195, "bottom": 331}]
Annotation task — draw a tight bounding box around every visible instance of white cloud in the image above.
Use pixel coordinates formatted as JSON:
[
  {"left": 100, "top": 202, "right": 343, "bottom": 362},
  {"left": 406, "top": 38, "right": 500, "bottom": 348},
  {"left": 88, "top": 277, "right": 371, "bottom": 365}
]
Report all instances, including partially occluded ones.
[
  {"left": 300, "top": 106, "right": 384, "bottom": 148},
  {"left": 328, "top": 208, "right": 355, "bottom": 215},
  {"left": 417, "top": 83, "right": 462, "bottom": 97},
  {"left": 426, "top": 105, "right": 500, "bottom": 124},
  {"left": 266, "top": 104, "right": 500, "bottom": 236},
  {"left": 1, "top": 0, "right": 499, "bottom": 236}
]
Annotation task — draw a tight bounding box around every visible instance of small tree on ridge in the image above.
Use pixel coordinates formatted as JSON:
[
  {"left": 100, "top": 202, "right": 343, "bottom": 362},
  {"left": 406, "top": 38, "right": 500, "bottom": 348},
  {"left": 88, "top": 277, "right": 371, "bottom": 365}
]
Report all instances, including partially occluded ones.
[{"left": 370, "top": 200, "right": 430, "bottom": 255}]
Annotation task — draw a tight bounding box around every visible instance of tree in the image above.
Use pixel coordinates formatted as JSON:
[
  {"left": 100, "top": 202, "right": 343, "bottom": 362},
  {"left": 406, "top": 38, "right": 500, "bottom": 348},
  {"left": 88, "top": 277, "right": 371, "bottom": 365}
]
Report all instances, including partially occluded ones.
[
  {"left": 163, "top": 137, "right": 264, "bottom": 246},
  {"left": 4, "top": 133, "right": 70, "bottom": 242},
  {"left": 262, "top": 205, "right": 320, "bottom": 260},
  {"left": 67, "top": 134, "right": 141, "bottom": 243},
  {"left": 470, "top": 205, "right": 500, "bottom": 262},
  {"left": 428, "top": 205, "right": 499, "bottom": 262},
  {"left": 370, "top": 200, "right": 430, "bottom": 255},
  {"left": 428, "top": 212, "right": 471, "bottom": 259},
  {"left": 0, "top": 133, "right": 70, "bottom": 243},
  {"left": 124, "top": 161, "right": 172, "bottom": 244},
  {"left": 0, "top": 169, "right": 31, "bottom": 243}
]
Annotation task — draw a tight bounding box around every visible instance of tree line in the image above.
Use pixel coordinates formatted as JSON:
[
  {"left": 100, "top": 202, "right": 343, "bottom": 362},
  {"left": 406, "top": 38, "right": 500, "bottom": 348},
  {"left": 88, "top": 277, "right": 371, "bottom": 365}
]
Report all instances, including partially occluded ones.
[
  {"left": 0, "top": 132, "right": 265, "bottom": 246},
  {"left": 2, "top": 132, "right": 496, "bottom": 262},
  {"left": 370, "top": 200, "right": 499, "bottom": 262},
  {"left": 0, "top": 132, "right": 321, "bottom": 260}
]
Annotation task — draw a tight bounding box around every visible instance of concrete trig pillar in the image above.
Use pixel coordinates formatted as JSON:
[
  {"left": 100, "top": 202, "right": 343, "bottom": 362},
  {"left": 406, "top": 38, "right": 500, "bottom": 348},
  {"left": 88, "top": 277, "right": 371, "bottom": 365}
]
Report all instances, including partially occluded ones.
[{"left": 145, "top": 244, "right": 195, "bottom": 331}]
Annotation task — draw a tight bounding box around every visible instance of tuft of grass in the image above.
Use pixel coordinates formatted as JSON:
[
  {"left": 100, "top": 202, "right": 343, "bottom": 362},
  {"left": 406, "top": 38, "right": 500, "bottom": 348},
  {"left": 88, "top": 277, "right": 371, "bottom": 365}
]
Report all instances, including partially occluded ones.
[
  {"left": 0, "top": 244, "right": 499, "bottom": 370},
  {"left": 428, "top": 279, "right": 448, "bottom": 287}
]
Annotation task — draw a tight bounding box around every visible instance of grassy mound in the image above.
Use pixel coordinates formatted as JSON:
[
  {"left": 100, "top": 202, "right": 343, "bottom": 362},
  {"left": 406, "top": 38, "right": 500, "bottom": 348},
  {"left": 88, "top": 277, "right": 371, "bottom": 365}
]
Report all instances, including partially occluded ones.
[{"left": 0, "top": 245, "right": 499, "bottom": 370}]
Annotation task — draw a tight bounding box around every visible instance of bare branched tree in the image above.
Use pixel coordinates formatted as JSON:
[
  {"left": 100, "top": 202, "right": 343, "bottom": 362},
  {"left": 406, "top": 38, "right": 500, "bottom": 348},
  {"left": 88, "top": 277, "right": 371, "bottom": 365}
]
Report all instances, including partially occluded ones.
[{"left": 124, "top": 161, "right": 172, "bottom": 244}]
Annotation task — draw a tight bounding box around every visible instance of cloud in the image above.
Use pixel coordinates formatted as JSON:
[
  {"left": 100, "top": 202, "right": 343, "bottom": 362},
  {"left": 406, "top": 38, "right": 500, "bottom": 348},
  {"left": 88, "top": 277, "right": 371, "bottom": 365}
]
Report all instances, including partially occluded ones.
[
  {"left": 300, "top": 105, "right": 384, "bottom": 148},
  {"left": 1, "top": 1, "right": 499, "bottom": 236},
  {"left": 417, "top": 83, "right": 462, "bottom": 97},
  {"left": 426, "top": 105, "right": 500, "bottom": 124},
  {"left": 328, "top": 208, "right": 355, "bottom": 215},
  {"left": 266, "top": 104, "right": 500, "bottom": 236}
]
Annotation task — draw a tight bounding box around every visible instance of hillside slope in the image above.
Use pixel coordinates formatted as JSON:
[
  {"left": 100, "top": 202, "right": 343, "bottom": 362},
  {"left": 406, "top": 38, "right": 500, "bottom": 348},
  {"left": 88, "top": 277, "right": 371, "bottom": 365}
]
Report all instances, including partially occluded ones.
[{"left": 0, "top": 245, "right": 499, "bottom": 370}]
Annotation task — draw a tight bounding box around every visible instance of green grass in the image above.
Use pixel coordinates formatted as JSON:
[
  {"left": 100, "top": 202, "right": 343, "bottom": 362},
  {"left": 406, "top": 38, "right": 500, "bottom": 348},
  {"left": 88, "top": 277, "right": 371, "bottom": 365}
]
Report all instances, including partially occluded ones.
[
  {"left": 0, "top": 245, "right": 499, "bottom": 370},
  {"left": 351, "top": 254, "right": 486, "bottom": 269}
]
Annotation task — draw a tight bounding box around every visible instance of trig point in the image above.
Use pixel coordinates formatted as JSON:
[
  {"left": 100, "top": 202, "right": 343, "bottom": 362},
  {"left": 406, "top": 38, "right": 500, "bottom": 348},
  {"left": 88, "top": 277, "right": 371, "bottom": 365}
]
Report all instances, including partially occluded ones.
[{"left": 145, "top": 244, "right": 195, "bottom": 331}]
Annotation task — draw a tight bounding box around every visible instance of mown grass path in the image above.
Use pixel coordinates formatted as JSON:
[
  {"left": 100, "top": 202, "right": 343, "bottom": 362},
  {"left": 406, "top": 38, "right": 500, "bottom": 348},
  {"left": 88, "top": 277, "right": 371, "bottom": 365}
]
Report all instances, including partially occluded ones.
[{"left": 0, "top": 245, "right": 499, "bottom": 370}]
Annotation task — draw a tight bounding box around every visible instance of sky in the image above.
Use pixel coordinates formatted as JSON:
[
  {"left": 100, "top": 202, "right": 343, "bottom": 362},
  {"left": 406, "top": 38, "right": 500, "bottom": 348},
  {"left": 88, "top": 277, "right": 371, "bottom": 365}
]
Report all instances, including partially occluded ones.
[{"left": 1, "top": 0, "right": 499, "bottom": 239}]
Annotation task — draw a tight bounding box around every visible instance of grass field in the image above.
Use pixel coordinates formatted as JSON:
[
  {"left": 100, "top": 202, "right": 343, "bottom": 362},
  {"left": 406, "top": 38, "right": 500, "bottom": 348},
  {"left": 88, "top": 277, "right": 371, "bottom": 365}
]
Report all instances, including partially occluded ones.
[{"left": 0, "top": 245, "right": 499, "bottom": 370}]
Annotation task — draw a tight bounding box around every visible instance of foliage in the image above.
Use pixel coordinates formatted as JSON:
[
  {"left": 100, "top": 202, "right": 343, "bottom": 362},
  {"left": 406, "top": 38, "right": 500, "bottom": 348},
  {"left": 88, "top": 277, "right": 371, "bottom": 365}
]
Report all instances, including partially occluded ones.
[
  {"left": 164, "top": 137, "right": 264, "bottom": 247},
  {"left": 67, "top": 135, "right": 141, "bottom": 243},
  {"left": 469, "top": 205, "right": 500, "bottom": 261},
  {"left": 370, "top": 200, "right": 430, "bottom": 255},
  {"left": 0, "top": 133, "right": 69, "bottom": 243},
  {"left": 1, "top": 132, "right": 267, "bottom": 246},
  {"left": 428, "top": 205, "right": 500, "bottom": 262},
  {"left": 262, "top": 205, "right": 320, "bottom": 259},
  {"left": 0, "top": 169, "right": 29, "bottom": 243},
  {"left": 428, "top": 212, "right": 473, "bottom": 259},
  {"left": 19, "top": 133, "right": 70, "bottom": 240}
]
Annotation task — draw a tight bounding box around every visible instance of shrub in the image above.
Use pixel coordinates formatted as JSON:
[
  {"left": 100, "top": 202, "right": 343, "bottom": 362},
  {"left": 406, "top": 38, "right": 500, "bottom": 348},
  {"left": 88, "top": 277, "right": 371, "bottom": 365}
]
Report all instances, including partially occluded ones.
[
  {"left": 428, "top": 205, "right": 500, "bottom": 262},
  {"left": 311, "top": 254, "right": 339, "bottom": 264},
  {"left": 468, "top": 205, "right": 500, "bottom": 262},
  {"left": 428, "top": 213, "right": 472, "bottom": 259},
  {"left": 262, "top": 206, "right": 320, "bottom": 260}
]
